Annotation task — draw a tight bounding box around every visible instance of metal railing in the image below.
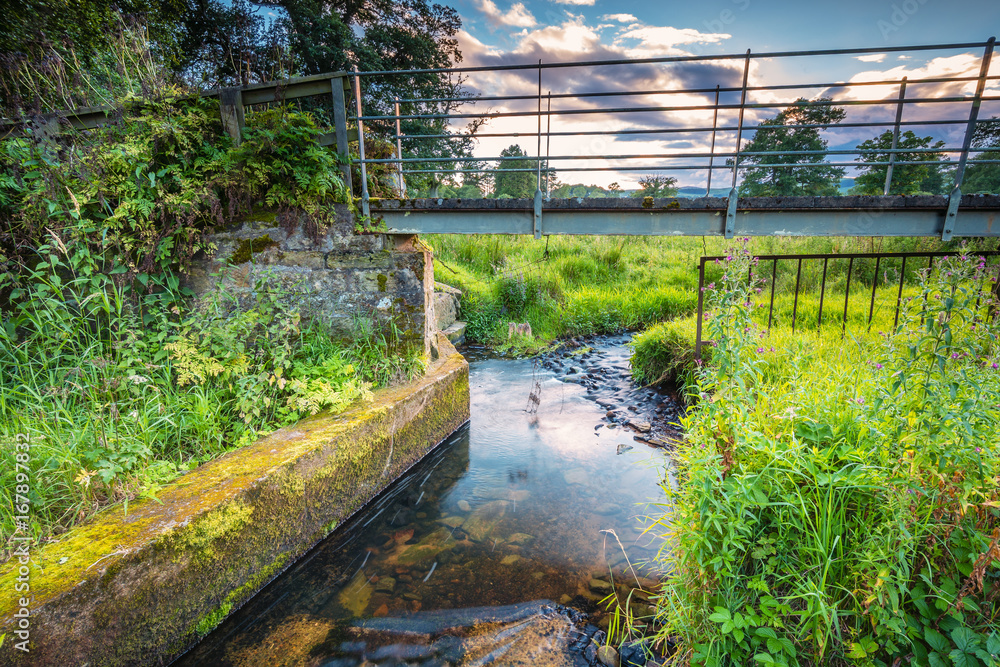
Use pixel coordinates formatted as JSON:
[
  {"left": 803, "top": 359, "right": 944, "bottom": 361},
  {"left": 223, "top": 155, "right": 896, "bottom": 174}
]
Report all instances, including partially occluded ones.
[
  {"left": 694, "top": 250, "right": 1000, "bottom": 359},
  {"left": 350, "top": 36, "right": 999, "bottom": 238},
  {"left": 6, "top": 37, "right": 999, "bottom": 239}
]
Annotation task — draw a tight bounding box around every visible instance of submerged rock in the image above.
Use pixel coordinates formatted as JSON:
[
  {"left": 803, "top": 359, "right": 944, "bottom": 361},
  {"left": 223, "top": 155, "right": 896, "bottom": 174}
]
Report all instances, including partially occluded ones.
[
  {"left": 597, "top": 645, "right": 621, "bottom": 666},
  {"left": 461, "top": 500, "right": 508, "bottom": 542}
]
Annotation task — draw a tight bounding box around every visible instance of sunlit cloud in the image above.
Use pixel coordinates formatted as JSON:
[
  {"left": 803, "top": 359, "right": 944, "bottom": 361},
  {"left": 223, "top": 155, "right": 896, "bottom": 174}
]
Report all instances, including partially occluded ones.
[
  {"left": 473, "top": 0, "right": 537, "bottom": 28},
  {"left": 856, "top": 54, "right": 886, "bottom": 63},
  {"left": 615, "top": 26, "right": 732, "bottom": 57},
  {"left": 552, "top": 0, "right": 596, "bottom": 5},
  {"left": 602, "top": 13, "right": 637, "bottom": 23}
]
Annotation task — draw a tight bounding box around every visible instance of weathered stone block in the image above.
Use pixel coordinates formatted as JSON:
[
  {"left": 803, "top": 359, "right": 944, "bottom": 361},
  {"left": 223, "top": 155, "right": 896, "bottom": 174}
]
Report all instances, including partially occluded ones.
[{"left": 0, "top": 336, "right": 469, "bottom": 667}]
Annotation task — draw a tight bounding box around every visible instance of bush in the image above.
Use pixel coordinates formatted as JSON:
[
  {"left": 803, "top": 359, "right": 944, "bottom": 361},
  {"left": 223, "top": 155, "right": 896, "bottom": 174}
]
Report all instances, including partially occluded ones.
[{"left": 651, "top": 244, "right": 1000, "bottom": 667}]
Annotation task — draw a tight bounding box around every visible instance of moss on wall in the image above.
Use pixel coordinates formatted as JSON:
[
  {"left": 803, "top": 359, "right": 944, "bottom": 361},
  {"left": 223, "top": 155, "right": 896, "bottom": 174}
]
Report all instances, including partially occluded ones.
[{"left": 0, "top": 338, "right": 468, "bottom": 667}]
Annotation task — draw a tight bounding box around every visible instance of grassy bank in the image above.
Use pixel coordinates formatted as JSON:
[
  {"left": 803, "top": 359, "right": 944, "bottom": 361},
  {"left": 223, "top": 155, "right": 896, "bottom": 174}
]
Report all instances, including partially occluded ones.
[
  {"left": 0, "top": 97, "right": 421, "bottom": 559},
  {"left": 428, "top": 234, "right": 968, "bottom": 352},
  {"left": 645, "top": 247, "right": 1000, "bottom": 666}
]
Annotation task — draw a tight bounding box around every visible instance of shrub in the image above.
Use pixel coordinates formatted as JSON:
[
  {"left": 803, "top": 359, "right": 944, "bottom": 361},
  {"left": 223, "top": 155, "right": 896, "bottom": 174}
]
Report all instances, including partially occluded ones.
[{"left": 652, "top": 243, "right": 1000, "bottom": 667}]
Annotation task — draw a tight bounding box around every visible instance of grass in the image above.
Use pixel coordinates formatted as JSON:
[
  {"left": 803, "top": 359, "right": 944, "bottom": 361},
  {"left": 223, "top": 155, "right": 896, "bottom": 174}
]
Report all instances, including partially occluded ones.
[
  {"left": 0, "top": 272, "right": 423, "bottom": 561},
  {"left": 640, "top": 248, "right": 1000, "bottom": 667},
  {"left": 428, "top": 234, "right": 977, "bottom": 352}
]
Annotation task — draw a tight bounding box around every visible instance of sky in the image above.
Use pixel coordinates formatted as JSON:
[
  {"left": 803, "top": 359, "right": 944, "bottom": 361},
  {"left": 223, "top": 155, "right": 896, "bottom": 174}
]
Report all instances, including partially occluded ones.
[{"left": 414, "top": 0, "right": 1000, "bottom": 189}]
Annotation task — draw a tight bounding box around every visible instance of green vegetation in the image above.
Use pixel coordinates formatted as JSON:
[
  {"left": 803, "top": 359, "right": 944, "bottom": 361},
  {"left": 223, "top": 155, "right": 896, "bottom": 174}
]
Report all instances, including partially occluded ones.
[
  {"left": 850, "top": 130, "right": 949, "bottom": 195},
  {"left": 644, "top": 246, "right": 1000, "bottom": 666},
  {"left": 0, "top": 44, "right": 422, "bottom": 557}
]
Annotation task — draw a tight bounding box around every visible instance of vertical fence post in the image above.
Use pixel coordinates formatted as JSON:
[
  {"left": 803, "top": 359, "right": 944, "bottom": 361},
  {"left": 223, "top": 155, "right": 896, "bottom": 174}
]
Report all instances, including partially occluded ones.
[
  {"left": 352, "top": 68, "right": 370, "bottom": 219},
  {"left": 818, "top": 258, "right": 828, "bottom": 329},
  {"left": 726, "top": 50, "right": 751, "bottom": 240},
  {"left": 894, "top": 256, "right": 907, "bottom": 330},
  {"left": 695, "top": 258, "right": 707, "bottom": 360},
  {"left": 331, "top": 75, "right": 353, "bottom": 196},
  {"left": 534, "top": 60, "right": 543, "bottom": 240},
  {"left": 944, "top": 36, "right": 995, "bottom": 241},
  {"left": 219, "top": 87, "right": 245, "bottom": 147},
  {"left": 707, "top": 85, "right": 720, "bottom": 197},
  {"left": 842, "top": 257, "right": 854, "bottom": 336},
  {"left": 545, "top": 92, "right": 552, "bottom": 198},
  {"left": 868, "top": 256, "right": 881, "bottom": 330},
  {"left": 884, "top": 77, "right": 907, "bottom": 195},
  {"left": 394, "top": 96, "right": 405, "bottom": 197}
]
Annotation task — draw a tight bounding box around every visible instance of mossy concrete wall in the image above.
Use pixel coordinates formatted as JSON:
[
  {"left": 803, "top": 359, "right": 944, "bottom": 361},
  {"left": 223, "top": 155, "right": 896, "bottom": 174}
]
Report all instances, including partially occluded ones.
[
  {"left": 0, "top": 335, "right": 468, "bottom": 667},
  {"left": 184, "top": 203, "right": 436, "bottom": 356}
]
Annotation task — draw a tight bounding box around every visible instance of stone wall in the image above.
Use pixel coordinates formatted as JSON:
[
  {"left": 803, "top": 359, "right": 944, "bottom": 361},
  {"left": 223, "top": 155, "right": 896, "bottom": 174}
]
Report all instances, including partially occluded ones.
[
  {"left": 183, "top": 203, "right": 436, "bottom": 356},
  {"left": 0, "top": 336, "right": 469, "bottom": 667}
]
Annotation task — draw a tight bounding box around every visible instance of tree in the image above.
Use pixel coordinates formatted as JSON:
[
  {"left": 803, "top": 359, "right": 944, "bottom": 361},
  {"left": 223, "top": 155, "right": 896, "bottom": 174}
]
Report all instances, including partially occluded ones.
[
  {"left": 638, "top": 175, "right": 679, "bottom": 197},
  {"left": 736, "top": 98, "right": 846, "bottom": 197},
  {"left": 849, "top": 130, "right": 948, "bottom": 195},
  {"left": 963, "top": 116, "right": 1000, "bottom": 194},
  {"left": 493, "top": 145, "right": 535, "bottom": 199}
]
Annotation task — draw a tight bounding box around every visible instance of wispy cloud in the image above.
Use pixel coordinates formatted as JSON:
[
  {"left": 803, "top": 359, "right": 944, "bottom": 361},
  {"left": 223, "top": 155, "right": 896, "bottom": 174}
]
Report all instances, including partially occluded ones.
[
  {"left": 552, "top": 0, "right": 596, "bottom": 5},
  {"left": 616, "top": 26, "right": 731, "bottom": 56},
  {"left": 473, "top": 0, "right": 536, "bottom": 28},
  {"left": 855, "top": 54, "right": 887, "bottom": 63},
  {"left": 603, "top": 13, "right": 638, "bottom": 23}
]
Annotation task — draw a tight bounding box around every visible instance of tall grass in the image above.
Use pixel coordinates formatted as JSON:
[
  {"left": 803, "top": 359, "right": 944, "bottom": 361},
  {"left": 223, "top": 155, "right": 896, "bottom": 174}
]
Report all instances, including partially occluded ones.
[
  {"left": 646, "top": 246, "right": 1000, "bottom": 666},
  {"left": 429, "top": 234, "right": 983, "bottom": 351}
]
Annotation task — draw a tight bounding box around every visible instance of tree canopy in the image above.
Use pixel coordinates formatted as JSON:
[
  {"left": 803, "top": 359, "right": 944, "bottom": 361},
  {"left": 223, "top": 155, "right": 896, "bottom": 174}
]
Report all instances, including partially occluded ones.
[
  {"left": 493, "top": 145, "right": 536, "bottom": 199},
  {"left": 736, "top": 98, "right": 846, "bottom": 197},
  {"left": 849, "top": 130, "right": 949, "bottom": 195},
  {"left": 963, "top": 116, "right": 1000, "bottom": 194},
  {"left": 638, "top": 175, "right": 679, "bottom": 198}
]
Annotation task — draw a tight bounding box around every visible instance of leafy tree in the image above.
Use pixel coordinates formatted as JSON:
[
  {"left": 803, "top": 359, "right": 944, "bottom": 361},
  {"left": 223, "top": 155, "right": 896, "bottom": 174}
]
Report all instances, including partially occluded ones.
[
  {"left": 638, "top": 175, "right": 679, "bottom": 197},
  {"left": 493, "top": 145, "right": 536, "bottom": 199},
  {"left": 963, "top": 116, "right": 1000, "bottom": 194},
  {"left": 736, "top": 98, "right": 846, "bottom": 197},
  {"left": 849, "top": 130, "right": 949, "bottom": 195}
]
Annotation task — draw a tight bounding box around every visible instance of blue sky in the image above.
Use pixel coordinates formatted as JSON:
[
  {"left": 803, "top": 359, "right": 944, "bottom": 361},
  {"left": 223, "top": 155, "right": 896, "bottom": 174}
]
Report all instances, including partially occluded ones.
[{"left": 431, "top": 0, "right": 1000, "bottom": 187}]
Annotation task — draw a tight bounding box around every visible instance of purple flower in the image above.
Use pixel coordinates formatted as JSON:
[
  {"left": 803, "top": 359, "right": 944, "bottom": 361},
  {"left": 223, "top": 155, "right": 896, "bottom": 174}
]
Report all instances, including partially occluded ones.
[
  {"left": 727, "top": 255, "right": 733, "bottom": 261},
  {"left": 993, "top": 362, "right": 999, "bottom": 370},
  {"left": 975, "top": 447, "right": 983, "bottom": 454},
  {"left": 757, "top": 347, "right": 765, "bottom": 353},
  {"left": 873, "top": 363, "right": 884, "bottom": 370}
]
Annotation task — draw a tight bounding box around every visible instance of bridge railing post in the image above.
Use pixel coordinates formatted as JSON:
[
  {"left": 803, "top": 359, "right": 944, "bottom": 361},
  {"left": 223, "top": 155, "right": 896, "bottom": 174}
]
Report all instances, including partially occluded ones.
[
  {"left": 726, "top": 49, "right": 751, "bottom": 239},
  {"left": 944, "top": 35, "right": 995, "bottom": 241},
  {"left": 883, "top": 77, "right": 907, "bottom": 195},
  {"left": 331, "top": 75, "right": 353, "bottom": 196},
  {"left": 219, "top": 87, "right": 245, "bottom": 146},
  {"left": 352, "top": 68, "right": 371, "bottom": 219},
  {"left": 707, "top": 85, "right": 720, "bottom": 197}
]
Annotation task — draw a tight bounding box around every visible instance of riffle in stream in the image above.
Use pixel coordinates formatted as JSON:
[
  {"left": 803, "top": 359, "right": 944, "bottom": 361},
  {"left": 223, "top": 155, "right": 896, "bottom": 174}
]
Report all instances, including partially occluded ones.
[{"left": 176, "top": 334, "right": 680, "bottom": 666}]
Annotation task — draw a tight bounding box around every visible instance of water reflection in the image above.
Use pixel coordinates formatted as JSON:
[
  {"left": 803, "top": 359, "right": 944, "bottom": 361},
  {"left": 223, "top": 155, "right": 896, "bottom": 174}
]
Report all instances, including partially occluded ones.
[{"left": 179, "top": 342, "right": 668, "bottom": 666}]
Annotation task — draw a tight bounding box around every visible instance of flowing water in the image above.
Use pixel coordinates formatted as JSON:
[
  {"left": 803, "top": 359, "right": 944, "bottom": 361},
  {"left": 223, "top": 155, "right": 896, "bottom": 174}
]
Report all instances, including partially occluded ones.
[{"left": 177, "top": 334, "right": 679, "bottom": 666}]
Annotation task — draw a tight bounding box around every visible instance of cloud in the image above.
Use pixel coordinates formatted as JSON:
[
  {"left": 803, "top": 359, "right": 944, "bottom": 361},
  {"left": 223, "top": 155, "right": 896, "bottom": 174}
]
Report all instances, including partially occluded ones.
[
  {"left": 603, "top": 13, "right": 637, "bottom": 23},
  {"left": 473, "top": 0, "right": 536, "bottom": 28},
  {"left": 855, "top": 54, "right": 886, "bottom": 63},
  {"left": 552, "top": 0, "right": 596, "bottom": 5},
  {"left": 616, "top": 26, "right": 731, "bottom": 56}
]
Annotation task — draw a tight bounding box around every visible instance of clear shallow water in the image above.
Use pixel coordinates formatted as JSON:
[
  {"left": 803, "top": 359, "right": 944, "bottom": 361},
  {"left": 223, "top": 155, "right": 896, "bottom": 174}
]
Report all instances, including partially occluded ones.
[{"left": 177, "top": 336, "right": 672, "bottom": 666}]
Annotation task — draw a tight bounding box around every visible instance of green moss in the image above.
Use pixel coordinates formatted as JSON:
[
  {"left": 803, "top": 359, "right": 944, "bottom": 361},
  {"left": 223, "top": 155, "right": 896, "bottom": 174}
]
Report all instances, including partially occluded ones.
[
  {"left": 228, "top": 234, "right": 278, "bottom": 265},
  {"left": 0, "top": 347, "right": 469, "bottom": 667},
  {"left": 195, "top": 602, "right": 232, "bottom": 635},
  {"left": 168, "top": 500, "right": 254, "bottom": 561},
  {"left": 642, "top": 196, "right": 654, "bottom": 209},
  {"left": 377, "top": 274, "right": 388, "bottom": 292}
]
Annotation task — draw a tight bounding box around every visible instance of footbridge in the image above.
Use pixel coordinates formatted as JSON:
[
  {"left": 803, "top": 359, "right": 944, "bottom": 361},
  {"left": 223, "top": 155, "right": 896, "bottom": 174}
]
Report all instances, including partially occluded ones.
[{"left": 10, "top": 37, "right": 1000, "bottom": 240}]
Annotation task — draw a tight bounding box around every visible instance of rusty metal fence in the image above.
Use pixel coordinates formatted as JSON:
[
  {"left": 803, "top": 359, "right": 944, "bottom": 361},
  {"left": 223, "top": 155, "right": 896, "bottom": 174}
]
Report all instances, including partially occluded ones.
[{"left": 694, "top": 250, "right": 1000, "bottom": 359}]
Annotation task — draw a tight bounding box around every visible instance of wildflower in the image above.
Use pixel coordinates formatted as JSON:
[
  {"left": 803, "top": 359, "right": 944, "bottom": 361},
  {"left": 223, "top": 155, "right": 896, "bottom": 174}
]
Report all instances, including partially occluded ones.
[
  {"left": 975, "top": 447, "right": 983, "bottom": 454},
  {"left": 757, "top": 347, "right": 765, "bottom": 353},
  {"left": 128, "top": 374, "right": 149, "bottom": 385},
  {"left": 74, "top": 468, "right": 97, "bottom": 489},
  {"left": 726, "top": 255, "right": 733, "bottom": 261},
  {"left": 993, "top": 362, "right": 999, "bottom": 370},
  {"left": 769, "top": 347, "right": 775, "bottom": 352},
  {"left": 872, "top": 363, "right": 883, "bottom": 370}
]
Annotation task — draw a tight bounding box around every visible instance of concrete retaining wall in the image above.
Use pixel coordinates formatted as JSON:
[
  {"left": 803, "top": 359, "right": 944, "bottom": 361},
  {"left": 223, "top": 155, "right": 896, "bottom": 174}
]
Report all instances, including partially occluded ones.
[{"left": 0, "top": 335, "right": 469, "bottom": 667}]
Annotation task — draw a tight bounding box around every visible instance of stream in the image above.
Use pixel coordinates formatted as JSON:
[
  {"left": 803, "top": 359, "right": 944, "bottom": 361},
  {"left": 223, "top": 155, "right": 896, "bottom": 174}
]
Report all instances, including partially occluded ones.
[{"left": 176, "top": 334, "right": 682, "bottom": 667}]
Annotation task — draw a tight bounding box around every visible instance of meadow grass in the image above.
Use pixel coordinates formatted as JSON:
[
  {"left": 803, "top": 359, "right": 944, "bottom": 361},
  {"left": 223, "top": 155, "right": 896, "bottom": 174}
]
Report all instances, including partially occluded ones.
[
  {"left": 427, "top": 233, "right": 974, "bottom": 351},
  {"left": 642, "top": 248, "right": 1000, "bottom": 667}
]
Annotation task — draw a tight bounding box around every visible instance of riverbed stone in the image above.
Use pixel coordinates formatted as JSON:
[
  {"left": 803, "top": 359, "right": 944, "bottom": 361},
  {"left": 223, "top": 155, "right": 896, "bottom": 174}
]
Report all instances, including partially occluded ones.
[
  {"left": 457, "top": 500, "right": 471, "bottom": 512},
  {"left": 507, "top": 532, "right": 535, "bottom": 545},
  {"left": 563, "top": 468, "right": 589, "bottom": 485},
  {"left": 589, "top": 578, "right": 614, "bottom": 594},
  {"left": 461, "top": 500, "right": 508, "bottom": 542},
  {"left": 597, "top": 645, "right": 621, "bottom": 667},
  {"left": 0, "top": 334, "right": 470, "bottom": 667}
]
